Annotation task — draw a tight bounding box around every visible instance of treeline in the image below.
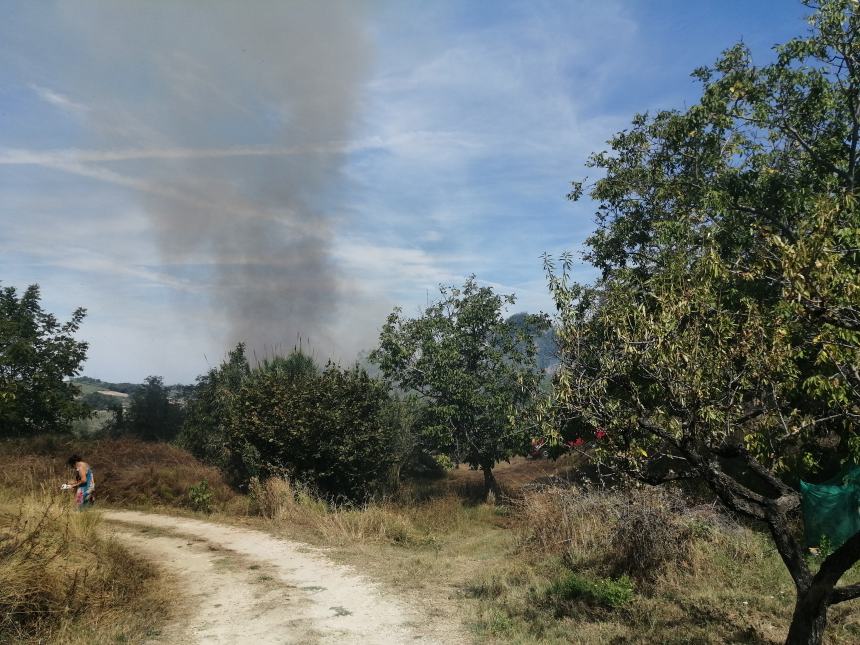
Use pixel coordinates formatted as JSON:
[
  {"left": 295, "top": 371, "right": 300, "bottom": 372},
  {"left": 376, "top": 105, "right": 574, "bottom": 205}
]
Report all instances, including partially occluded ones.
[
  {"left": 177, "top": 277, "right": 549, "bottom": 502},
  {"left": 1, "top": 275, "right": 550, "bottom": 502}
]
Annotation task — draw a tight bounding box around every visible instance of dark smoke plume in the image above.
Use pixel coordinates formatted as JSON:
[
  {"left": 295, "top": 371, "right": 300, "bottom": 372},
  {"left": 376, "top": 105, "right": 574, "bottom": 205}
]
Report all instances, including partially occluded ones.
[{"left": 52, "top": 1, "right": 373, "bottom": 356}]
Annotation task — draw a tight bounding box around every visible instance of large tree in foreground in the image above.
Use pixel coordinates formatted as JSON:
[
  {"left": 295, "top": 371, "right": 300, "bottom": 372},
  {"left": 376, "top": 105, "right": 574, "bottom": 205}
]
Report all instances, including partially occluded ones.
[
  {"left": 545, "top": 2, "right": 859, "bottom": 642},
  {"left": 372, "top": 277, "right": 548, "bottom": 500},
  {"left": 0, "top": 283, "right": 88, "bottom": 436}
]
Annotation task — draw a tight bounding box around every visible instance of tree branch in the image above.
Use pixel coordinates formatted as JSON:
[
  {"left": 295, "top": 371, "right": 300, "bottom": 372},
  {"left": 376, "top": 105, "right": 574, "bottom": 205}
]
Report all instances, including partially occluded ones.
[
  {"left": 820, "top": 530, "right": 860, "bottom": 604},
  {"left": 830, "top": 583, "right": 860, "bottom": 605}
]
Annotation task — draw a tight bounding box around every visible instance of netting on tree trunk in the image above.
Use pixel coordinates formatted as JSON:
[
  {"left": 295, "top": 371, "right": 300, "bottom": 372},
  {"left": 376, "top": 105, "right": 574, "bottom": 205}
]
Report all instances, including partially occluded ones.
[{"left": 800, "top": 466, "right": 860, "bottom": 549}]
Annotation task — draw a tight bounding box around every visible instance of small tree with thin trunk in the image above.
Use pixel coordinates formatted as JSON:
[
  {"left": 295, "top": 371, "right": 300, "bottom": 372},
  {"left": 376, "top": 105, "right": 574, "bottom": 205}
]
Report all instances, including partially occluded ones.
[
  {"left": 371, "top": 277, "right": 548, "bottom": 501},
  {"left": 545, "top": 2, "right": 860, "bottom": 642}
]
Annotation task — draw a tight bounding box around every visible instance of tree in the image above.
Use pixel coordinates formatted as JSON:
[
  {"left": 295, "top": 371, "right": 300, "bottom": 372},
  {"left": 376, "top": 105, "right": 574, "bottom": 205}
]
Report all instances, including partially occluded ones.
[
  {"left": 125, "top": 375, "right": 184, "bottom": 441},
  {"left": 371, "top": 276, "right": 549, "bottom": 500},
  {"left": 224, "top": 359, "right": 398, "bottom": 501},
  {"left": 0, "top": 283, "right": 88, "bottom": 436},
  {"left": 179, "top": 343, "right": 250, "bottom": 468},
  {"left": 180, "top": 345, "right": 400, "bottom": 501},
  {"left": 545, "top": 2, "right": 860, "bottom": 642}
]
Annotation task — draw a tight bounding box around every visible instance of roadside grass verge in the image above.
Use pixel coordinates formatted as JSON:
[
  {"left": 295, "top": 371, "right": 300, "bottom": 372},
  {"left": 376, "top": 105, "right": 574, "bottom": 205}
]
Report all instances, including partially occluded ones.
[
  {"left": 463, "top": 484, "right": 860, "bottom": 644},
  {"left": 0, "top": 489, "right": 172, "bottom": 644}
]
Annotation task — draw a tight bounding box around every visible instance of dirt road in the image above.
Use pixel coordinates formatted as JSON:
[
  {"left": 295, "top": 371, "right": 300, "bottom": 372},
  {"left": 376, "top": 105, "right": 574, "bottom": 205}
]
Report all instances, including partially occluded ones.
[{"left": 103, "top": 510, "right": 460, "bottom": 645}]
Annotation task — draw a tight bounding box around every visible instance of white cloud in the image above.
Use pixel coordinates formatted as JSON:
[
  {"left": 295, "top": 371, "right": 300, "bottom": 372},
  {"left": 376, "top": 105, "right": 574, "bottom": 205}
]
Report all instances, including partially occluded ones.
[{"left": 29, "top": 83, "right": 88, "bottom": 114}]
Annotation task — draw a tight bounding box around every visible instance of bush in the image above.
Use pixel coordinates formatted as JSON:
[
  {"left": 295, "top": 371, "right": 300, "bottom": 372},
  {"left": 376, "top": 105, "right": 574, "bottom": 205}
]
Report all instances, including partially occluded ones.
[
  {"left": 543, "top": 572, "right": 634, "bottom": 612},
  {"left": 188, "top": 479, "right": 213, "bottom": 514},
  {"left": 207, "top": 351, "right": 399, "bottom": 501},
  {"left": 518, "top": 484, "right": 705, "bottom": 584},
  {"left": 608, "top": 488, "right": 693, "bottom": 582}
]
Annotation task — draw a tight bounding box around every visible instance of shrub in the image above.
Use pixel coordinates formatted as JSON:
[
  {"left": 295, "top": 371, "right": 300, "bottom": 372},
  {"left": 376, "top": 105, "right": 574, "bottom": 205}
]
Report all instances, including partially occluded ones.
[
  {"left": 517, "top": 484, "right": 698, "bottom": 583},
  {"left": 188, "top": 479, "right": 213, "bottom": 514},
  {"left": 608, "top": 488, "right": 693, "bottom": 583},
  {"left": 543, "top": 572, "right": 634, "bottom": 612},
  {"left": 225, "top": 358, "right": 399, "bottom": 501}
]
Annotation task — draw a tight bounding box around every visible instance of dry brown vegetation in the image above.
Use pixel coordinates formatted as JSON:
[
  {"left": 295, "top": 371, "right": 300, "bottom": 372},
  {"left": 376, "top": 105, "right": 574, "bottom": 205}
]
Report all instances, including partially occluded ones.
[
  {"left": 0, "top": 437, "right": 221, "bottom": 643},
  {"left": 237, "top": 463, "right": 860, "bottom": 644},
  {"left": 1, "top": 435, "right": 238, "bottom": 509},
  {"left": 2, "top": 440, "right": 859, "bottom": 644},
  {"left": 0, "top": 489, "right": 172, "bottom": 643}
]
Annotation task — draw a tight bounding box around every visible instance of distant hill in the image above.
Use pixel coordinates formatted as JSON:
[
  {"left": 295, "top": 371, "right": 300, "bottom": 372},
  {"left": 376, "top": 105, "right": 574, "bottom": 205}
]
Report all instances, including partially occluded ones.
[
  {"left": 71, "top": 376, "right": 194, "bottom": 409},
  {"left": 72, "top": 376, "right": 141, "bottom": 396}
]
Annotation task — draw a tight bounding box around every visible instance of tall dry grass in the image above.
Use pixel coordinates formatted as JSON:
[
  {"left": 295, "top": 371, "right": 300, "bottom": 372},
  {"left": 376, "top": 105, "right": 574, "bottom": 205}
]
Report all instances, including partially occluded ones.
[
  {"left": 0, "top": 489, "right": 171, "bottom": 644},
  {"left": 0, "top": 436, "right": 237, "bottom": 510},
  {"left": 247, "top": 475, "right": 474, "bottom": 546}
]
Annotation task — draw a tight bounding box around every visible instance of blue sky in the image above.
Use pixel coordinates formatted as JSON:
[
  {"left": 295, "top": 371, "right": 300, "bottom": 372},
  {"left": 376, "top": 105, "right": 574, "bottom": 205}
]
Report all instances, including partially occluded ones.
[{"left": 1, "top": 1, "right": 807, "bottom": 382}]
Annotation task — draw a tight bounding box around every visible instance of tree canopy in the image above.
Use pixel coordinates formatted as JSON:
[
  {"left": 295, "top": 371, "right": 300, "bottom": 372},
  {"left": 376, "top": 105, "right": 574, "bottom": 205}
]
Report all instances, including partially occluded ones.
[
  {"left": 372, "top": 276, "right": 549, "bottom": 499},
  {"left": 125, "top": 375, "right": 185, "bottom": 442},
  {"left": 0, "top": 283, "right": 88, "bottom": 436},
  {"left": 545, "top": 1, "right": 860, "bottom": 641},
  {"left": 180, "top": 345, "right": 400, "bottom": 502}
]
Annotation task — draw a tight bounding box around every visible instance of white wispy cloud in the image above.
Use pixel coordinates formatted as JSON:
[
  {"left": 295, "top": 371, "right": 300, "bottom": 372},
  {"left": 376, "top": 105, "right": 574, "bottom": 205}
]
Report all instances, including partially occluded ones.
[{"left": 29, "top": 83, "right": 89, "bottom": 114}]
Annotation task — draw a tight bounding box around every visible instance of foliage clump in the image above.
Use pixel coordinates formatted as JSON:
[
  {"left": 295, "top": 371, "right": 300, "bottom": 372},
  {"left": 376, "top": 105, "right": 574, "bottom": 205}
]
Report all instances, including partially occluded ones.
[
  {"left": 372, "top": 276, "right": 549, "bottom": 499},
  {"left": 542, "top": 572, "right": 634, "bottom": 612},
  {"left": 181, "top": 344, "right": 400, "bottom": 502},
  {"left": 188, "top": 479, "right": 213, "bottom": 514},
  {"left": 609, "top": 489, "right": 694, "bottom": 583},
  {"left": 0, "top": 283, "right": 88, "bottom": 437}
]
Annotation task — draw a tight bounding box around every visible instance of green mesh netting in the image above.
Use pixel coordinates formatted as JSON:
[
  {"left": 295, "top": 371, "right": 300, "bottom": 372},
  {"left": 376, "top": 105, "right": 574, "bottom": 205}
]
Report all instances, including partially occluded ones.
[{"left": 800, "top": 465, "right": 860, "bottom": 549}]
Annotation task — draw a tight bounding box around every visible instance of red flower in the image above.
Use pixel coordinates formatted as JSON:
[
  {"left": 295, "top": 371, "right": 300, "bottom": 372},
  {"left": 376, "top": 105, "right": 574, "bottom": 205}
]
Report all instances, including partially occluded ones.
[
  {"left": 572, "top": 437, "right": 585, "bottom": 447},
  {"left": 595, "top": 430, "right": 607, "bottom": 440}
]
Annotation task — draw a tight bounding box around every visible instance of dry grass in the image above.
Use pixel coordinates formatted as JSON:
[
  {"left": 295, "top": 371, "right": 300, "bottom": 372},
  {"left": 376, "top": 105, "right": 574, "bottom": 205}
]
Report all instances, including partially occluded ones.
[
  {"left": 0, "top": 435, "right": 237, "bottom": 510},
  {"left": 212, "top": 471, "right": 860, "bottom": 644},
  {"left": 4, "top": 438, "right": 859, "bottom": 644},
  {"left": 0, "top": 489, "right": 172, "bottom": 644},
  {"left": 466, "top": 483, "right": 860, "bottom": 644},
  {"left": 247, "top": 475, "right": 474, "bottom": 546}
]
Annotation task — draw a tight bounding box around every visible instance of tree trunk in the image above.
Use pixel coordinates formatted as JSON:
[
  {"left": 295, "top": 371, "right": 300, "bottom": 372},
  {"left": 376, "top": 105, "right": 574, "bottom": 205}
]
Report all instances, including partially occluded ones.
[
  {"left": 482, "top": 464, "right": 501, "bottom": 503},
  {"left": 785, "top": 588, "right": 828, "bottom": 645}
]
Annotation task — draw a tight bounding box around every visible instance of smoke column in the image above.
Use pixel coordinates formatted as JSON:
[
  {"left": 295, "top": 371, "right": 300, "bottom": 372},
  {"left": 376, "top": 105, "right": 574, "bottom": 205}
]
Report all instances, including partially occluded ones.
[{"left": 51, "top": 1, "right": 373, "bottom": 358}]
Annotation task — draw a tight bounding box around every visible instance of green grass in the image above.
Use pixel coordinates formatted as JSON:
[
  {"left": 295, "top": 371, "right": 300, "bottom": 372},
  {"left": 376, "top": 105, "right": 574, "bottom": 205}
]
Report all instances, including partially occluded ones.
[{"left": 543, "top": 572, "right": 634, "bottom": 610}]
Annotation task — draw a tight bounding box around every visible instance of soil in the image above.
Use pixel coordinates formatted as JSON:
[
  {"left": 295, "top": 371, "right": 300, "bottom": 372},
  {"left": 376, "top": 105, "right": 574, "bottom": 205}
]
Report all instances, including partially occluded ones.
[{"left": 104, "top": 510, "right": 462, "bottom": 644}]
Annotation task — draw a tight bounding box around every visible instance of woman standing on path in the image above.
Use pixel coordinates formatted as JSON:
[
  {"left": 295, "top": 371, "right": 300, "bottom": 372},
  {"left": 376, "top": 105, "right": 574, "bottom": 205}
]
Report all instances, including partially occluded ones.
[{"left": 63, "top": 454, "right": 95, "bottom": 508}]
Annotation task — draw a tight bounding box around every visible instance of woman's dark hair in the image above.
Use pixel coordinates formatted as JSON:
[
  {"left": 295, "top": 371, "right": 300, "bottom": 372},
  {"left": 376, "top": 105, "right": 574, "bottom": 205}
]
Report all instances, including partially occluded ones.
[{"left": 67, "top": 455, "right": 82, "bottom": 466}]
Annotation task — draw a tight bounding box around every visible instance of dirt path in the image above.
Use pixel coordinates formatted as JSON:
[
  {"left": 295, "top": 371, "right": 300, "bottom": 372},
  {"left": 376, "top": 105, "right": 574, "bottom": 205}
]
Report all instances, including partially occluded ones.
[{"left": 103, "top": 510, "right": 460, "bottom": 645}]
